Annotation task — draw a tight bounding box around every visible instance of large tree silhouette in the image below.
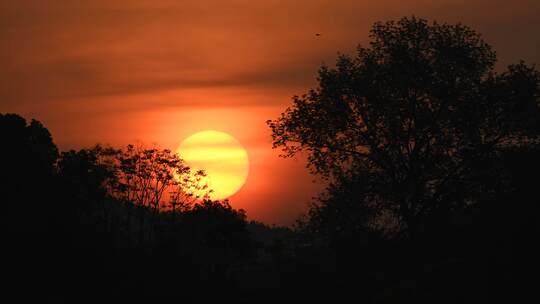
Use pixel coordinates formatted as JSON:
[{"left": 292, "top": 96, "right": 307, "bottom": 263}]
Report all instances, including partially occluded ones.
[
  {"left": 268, "top": 17, "right": 540, "bottom": 238},
  {"left": 0, "top": 113, "right": 58, "bottom": 232}
]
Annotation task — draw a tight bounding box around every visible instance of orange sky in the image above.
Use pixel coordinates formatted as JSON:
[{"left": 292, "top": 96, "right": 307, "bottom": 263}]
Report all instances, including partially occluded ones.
[{"left": 1, "top": 0, "right": 539, "bottom": 225}]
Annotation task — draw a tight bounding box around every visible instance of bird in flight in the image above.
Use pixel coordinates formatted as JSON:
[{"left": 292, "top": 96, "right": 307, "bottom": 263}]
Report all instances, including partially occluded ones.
[{"left": 315, "top": 33, "right": 321, "bottom": 37}]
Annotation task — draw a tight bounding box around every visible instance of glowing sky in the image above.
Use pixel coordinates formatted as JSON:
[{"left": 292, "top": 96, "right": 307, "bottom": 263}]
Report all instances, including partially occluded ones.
[{"left": 1, "top": 0, "right": 539, "bottom": 225}]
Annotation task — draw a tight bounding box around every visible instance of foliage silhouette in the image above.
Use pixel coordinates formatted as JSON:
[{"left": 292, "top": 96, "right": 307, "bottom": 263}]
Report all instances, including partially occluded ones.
[
  {"left": 1, "top": 113, "right": 57, "bottom": 216},
  {"left": 266, "top": 16, "right": 540, "bottom": 303},
  {"left": 268, "top": 16, "right": 540, "bottom": 241},
  {"left": 0, "top": 113, "right": 61, "bottom": 300},
  {"left": 0, "top": 114, "right": 259, "bottom": 302}
]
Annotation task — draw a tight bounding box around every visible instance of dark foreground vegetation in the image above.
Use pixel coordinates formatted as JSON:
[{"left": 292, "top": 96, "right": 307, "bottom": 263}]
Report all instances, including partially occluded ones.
[{"left": 2, "top": 17, "right": 539, "bottom": 303}]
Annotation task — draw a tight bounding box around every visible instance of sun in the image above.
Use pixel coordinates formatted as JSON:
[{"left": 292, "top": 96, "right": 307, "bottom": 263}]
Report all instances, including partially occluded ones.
[{"left": 176, "top": 130, "right": 249, "bottom": 200}]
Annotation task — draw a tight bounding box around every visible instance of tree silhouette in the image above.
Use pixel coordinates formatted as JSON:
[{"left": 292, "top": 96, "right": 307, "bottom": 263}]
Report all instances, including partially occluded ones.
[
  {"left": 107, "top": 144, "right": 209, "bottom": 211},
  {"left": 57, "top": 144, "right": 213, "bottom": 246},
  {"left": 268, "top": 17, "right": 540, "bottom": 239},
  {"left": 0, "top": 113, "right": 58, "bottom": 232},
  {"left": 0, "top": 113, "right": 62, "bottom": 300},
  {"left": 58, "top": 146, "right": 117, "bottom": 204}
]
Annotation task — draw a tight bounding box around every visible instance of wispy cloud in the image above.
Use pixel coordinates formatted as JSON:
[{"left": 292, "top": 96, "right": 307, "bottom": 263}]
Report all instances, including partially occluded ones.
[{"left": 1, "top": 0, "right": 538, "bottom": 110}]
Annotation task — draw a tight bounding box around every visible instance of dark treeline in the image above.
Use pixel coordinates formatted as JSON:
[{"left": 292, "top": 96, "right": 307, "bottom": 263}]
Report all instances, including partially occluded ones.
[
  {"left": 0, "top": 114, "right": 250, "bottom": 301},
  {"left": 2, "top": 17, "right": 540, "bottom": 303},
  {"left": 0, "top": 115, "right": 259, "bottom": 302}
]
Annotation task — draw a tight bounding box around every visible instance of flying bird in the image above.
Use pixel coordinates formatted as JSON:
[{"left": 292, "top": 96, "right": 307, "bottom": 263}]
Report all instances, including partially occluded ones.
[{"left": 315, "top": 33, "right": 321, "bottom": 37}]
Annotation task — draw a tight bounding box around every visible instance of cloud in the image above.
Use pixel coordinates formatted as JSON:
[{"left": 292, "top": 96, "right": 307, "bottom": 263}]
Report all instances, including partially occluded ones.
[
  {"left": 2, "top": 0, "right": 539, "bottom": 111},
  {"left": 0, "top": 1, "right": 329, "bottom": 105}
]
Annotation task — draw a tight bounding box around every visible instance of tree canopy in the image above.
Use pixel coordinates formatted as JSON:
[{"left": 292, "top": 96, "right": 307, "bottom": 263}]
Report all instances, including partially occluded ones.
[{"left": 268, "top": 17, "right": 540, "bottom": 237}]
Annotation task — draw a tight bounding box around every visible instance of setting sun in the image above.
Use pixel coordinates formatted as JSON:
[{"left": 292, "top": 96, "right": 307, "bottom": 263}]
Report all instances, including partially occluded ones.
[{"left": 176, "top": 130, "right": 249, "bottom": 200}]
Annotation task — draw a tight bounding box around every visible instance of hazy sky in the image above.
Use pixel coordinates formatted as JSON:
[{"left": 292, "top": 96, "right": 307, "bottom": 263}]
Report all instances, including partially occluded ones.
[{"left": 1, "top": 0, "right": 539, "bottom": 225}]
